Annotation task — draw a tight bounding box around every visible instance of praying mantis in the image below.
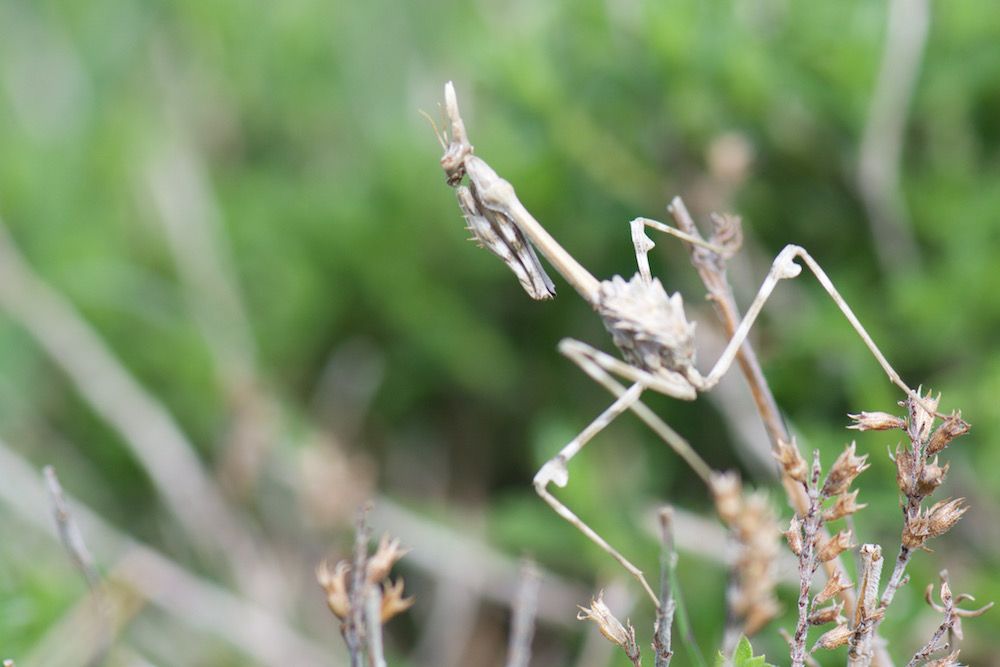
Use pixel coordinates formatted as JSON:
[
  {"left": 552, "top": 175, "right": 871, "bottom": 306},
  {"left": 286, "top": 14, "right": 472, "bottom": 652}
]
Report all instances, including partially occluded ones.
[{"left": 430, "top": 82, "right": 930, "bottom": 605}]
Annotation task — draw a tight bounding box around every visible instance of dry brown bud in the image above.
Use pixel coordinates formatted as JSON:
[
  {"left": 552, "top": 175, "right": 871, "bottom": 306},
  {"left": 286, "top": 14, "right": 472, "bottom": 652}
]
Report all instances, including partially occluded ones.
[
  {"left": 577, "top": 592, "right": 641, "bottom": 663},
  {"left": 822, "top": 442, "right": 869, "bottom": 497},
  {"left": 817, "top": 530, "right": 854, "bottom": 562},
  {"left": 809, "top": 601, "right": 844, "bottom": 625},
  {"left": 927, "top": 498, "right": 968, "bottom": 539},
  {"left": 906, "top": 390, "right": 940, "bottom": 445},
  {"left": 894, "top": 443, "right": 918, "bottom": 496},
  {"left": 784, "top": 516, "right": 803, "bottom": 556},
  {"left": 927, "top": 412, "right": 970, "bottom": 456},
  {"left": 774, "top": 438, "right": 808, "bottom": 484},
  {"left": 814, "top": 570, "right": 853, "bottom": 606},
  {"left": 317, "top": 560, "right": 351, "bottom": 620},
  {"left": 380, "top": 577, "right": 415, "bottom": 622},
  {"left": 923, "top": 651, "right": 962, "bottom": 667},
  {"left": 915, "top": 458, "right": 950, "bottom": 497},
  {"left": 823, "top": 490, "right": 866, "bottom": 522},
  {"left": 812, "top": 623, "right": 852, "bottom": 651},
  {"left": 710, "top": 471, "right": 743, "bottom": 525},
  {"left": 848, "top": 411, "right": 906, "bottom": 432},
  {"left": 366, "top": 534, "right": 410, "bottom": 583},
  {"left": 902, "top": 515, "right": 932, "bottom": 549}
]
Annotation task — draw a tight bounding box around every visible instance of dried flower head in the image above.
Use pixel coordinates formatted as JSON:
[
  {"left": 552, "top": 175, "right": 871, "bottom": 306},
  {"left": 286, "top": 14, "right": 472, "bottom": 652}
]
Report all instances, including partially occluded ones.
[
  {"left": 903, "top": 499, "right": 968, "bottom": 549},
  {"left": 723, "top": 490, "right": 782, "bottom": 636},
  {"left": 848, "top": 411, "right": 906, "bottom": 432},
  {"left": 814, "top": 569, "right": 853, "bottom": 606},
  {"left": 597, "top": 275, "right": 697, "bottom": 379},
  {"left": 905, "top": 390, "right": 940, "bottom": 445},
  {"left": 927, "top": 412, "right": 971, "bottom": 456},
  {"left": 926, "top": 498, "right": 968, "bottom": 540},
  {"left": 812, "top": 623, "right": 852, "bottom": 651},
  {"left": 784, "top": 516, "right": 803, "bottom": 557},
  {"left": 914, "top": 458, "right": 950, "bottom": 497},
  {"left": 823, "top": 489, "right": 866, "bottom": 523},
  {"left": 821, "top": 442, "right": 869, "bottom": 497},
  {"left": 774, "top": 438, "right": 808, "bottom": 484},
  {"left": 380, "top": 577, "right": 415, "bottom": 622},
  {"left": 366, "top": 534, "right": 410, "bottom": 584},
  {"left": 817, "top": 530, "right": 854, "bottom": 563},
  {"left": 923, "top": 651, "right": 962, "bottom": 667},
  {"left": 316, "top": 560, "right": 350, "bottom": 620},
  {"left": 710, "top": 471, "right": 743, "bottom": 524},
  {"left": 808, "top": 601, "right": 844, "bottom": 626},
  {"left": 577, "top": 592, "right": 641, "bottom": 664},
  {"left": 894, "top": 443, "right": 918, "bottom": 496}
]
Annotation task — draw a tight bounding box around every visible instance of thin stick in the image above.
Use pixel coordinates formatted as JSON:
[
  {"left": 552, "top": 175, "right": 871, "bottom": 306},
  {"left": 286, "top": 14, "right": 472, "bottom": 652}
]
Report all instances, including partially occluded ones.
[
  {"left": 43, "top": 466, "right": 110, "bottom": 667},
  {"left": 848, "top": 544, "right": 884, "bottom": 667},
  {"left": 653, "top": 508, "right": 676, "bottom": 667},
  {"left": 365, "top": 584, "right": 387, "bottom": 667},
  {"left": 0, "top": 437, "right": 335, "bottom": 667},
  {"left": 346, "top": 508, "right": 371, "bottom": 667},
  {"left": 669, "top": 550, "right": 707, "bottom": 667},
  {"left": 790, "top": 453, "right": 824, "bottom": 667},
  {"left": 0, "top": 221, "right": 259, "bottom": 573},
  {"left": 669, "top": 196, "right": 858, "bottom": 622},
  {"left": 44, "top": 466, "right": 100, "bottom": 590},
  {"left": 505, "top": 559, "right": 541, "bottom": 667},
  {"left": 857, "top": 0, "right": 928, "bottom": 272},
  {"left": 906, "top": 573, "right": 955, "bottom": 667}
]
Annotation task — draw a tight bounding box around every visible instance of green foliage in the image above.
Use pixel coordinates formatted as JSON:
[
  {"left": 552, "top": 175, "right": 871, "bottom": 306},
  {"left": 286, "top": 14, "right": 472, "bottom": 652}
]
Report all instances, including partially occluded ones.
[{"left": 716, "top": 636, "right": 775, "bottom": 667}]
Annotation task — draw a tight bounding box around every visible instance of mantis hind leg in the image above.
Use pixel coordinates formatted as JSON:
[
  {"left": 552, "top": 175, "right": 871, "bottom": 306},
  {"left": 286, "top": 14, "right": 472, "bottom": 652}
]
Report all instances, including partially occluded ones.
[{"left": 533, "top": 339, "right": 713, "bottom": 605}]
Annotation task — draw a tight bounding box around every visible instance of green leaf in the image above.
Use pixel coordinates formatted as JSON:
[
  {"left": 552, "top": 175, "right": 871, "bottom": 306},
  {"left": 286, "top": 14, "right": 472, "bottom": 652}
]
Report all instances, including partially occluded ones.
[{"left": 715, "top": 636, "right": 775, "bottom": 667}]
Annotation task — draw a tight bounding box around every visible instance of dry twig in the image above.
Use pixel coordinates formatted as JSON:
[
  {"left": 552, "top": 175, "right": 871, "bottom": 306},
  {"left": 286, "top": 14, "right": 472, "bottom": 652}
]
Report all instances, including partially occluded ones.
[
  {"left": 505, "top": 560, "right": 541, "bottom": 667},
  {"left": 653, "top": 509, "right": 676, "bottom": 667}
]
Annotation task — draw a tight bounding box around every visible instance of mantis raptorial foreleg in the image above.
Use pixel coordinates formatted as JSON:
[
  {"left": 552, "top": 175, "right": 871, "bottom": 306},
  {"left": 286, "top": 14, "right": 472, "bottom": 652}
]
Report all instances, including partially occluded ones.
[{"left": 533, "top": 339, "right": 714, "bottom": 606}]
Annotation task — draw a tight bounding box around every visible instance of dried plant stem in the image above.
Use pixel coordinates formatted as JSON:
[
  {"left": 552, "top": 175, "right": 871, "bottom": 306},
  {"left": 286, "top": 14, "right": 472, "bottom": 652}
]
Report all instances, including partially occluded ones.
[
  {"left": 668, "top": 558, "right": 707, "bottom": 667},
  {"left": 505, "top": 560, "right": 541, "bottom": 667},
  {"left": 364, "top": 584, "right": 387, "bottom": 667},
  {"left": 345, "top": 509, "right": 371, "bottom": 667},
  {"left": 0, "top": 437, "right": 333, "bottom": 667},
  {"left": 906, "top": 575, "right": 956, "bottom": 667},
  {"left": 857, "top": 0, "right": 928, "bottom": 272},
  {"left": 653, "top": 509, "right": 676, "bottom": 667},
  {"left": 0, "top": 221, "right": 261, "bottom": 582},
  {"left": 848, "top": 544, "right": 884, "bottom": 667},
  {"left": 668, "top": 197, "right": 861, "bottom": 616},
  {"left": 43, "top": 466, "right": 110, "bottom": 667},
  {"left": 790, "top": 459, "right": 823, "bottom": 667},
  {"left": 879, "top": 494, "right": 921, "bottom": 614},
  {"left": 44, "top": 467, "right": 100, "bottom": 589}
]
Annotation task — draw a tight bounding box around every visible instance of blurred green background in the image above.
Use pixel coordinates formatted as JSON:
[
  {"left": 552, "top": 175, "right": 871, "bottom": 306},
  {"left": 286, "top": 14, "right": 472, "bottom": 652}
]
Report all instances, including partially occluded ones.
[{"left": 1, "top": 0, "right": 998, "bottom": 665}]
